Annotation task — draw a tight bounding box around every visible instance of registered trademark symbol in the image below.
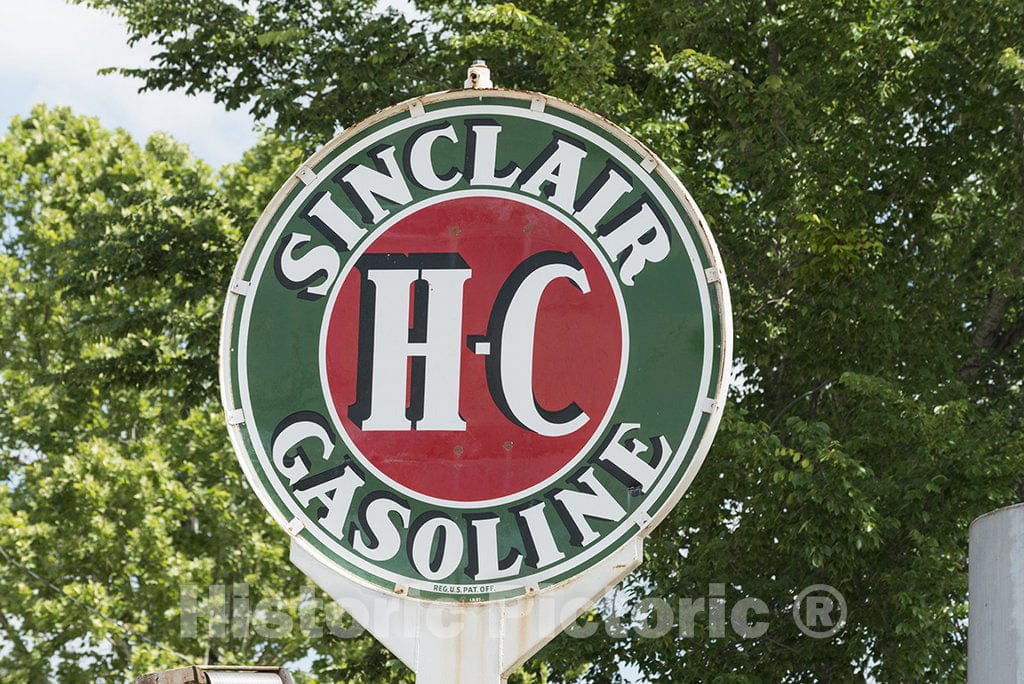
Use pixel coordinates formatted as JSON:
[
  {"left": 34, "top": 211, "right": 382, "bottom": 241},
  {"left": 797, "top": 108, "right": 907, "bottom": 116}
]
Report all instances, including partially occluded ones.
[{"left": 793, "top": 584, "right": 848, "bottom": 639}]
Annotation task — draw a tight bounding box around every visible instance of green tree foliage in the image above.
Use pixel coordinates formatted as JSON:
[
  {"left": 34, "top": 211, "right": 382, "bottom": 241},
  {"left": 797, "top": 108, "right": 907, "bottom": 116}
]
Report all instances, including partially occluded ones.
[
  {"left": 0, "top": 0, "right": 1021, "bottom": 680},
  {"left": 0, "top": 107, "right": 400, "bottom": 682}
]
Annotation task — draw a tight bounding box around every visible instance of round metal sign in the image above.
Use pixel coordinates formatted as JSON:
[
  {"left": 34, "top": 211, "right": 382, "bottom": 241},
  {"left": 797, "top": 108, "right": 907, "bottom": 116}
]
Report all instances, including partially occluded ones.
[{"left": 220, "top": 89, "right": 731, "bottom": 601}]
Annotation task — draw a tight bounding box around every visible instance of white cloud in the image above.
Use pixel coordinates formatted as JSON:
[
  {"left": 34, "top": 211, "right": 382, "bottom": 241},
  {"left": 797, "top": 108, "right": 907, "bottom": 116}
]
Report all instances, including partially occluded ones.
[{"left": 0, "top": 0, "right": 259, "bottom": 168}]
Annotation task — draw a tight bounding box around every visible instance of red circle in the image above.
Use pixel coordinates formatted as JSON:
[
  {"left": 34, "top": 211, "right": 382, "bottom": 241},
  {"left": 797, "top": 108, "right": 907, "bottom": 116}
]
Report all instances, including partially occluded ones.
[{"left": 324, "top": 196, "right": 623, "bottom": 502}]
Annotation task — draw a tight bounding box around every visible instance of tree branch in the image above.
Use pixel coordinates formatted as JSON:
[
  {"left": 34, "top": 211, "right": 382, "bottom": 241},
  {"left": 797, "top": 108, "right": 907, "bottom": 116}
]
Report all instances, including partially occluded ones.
[
  {"left": 768, "top": 379, "right": 834, "bottom": 434},
  {"left": 960, "top": 271, "right": 1021, "bottom": 382},
  {"left": 0, "top": 610, "right": 31, "bottom": 657},
  {"left": 971, "top": 289, "right": 1011, "bottom": 349}
]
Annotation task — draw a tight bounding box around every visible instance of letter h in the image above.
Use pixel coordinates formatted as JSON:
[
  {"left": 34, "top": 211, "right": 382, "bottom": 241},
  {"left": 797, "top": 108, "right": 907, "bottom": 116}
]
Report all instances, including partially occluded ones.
[{"left": 349, "top": 253, "right": 471, "bottom": 431}]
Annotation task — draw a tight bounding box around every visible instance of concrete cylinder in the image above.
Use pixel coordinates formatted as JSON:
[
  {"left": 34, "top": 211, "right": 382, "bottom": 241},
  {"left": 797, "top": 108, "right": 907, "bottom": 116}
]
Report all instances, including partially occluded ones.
[{"left": 969, "top": 502, "right": 1024, "bottom": 683}]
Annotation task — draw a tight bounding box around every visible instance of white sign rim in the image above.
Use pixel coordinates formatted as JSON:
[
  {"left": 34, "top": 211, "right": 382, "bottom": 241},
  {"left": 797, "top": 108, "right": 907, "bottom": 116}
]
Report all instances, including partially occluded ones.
[{"left": 220, "top": 90, "right": 733, "bottom": 599}]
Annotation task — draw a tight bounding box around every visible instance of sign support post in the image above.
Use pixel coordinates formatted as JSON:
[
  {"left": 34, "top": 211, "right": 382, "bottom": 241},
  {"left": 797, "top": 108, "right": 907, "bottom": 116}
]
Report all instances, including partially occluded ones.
[{"left": 292, "top": 537, "right": 642, "bottom": 683}]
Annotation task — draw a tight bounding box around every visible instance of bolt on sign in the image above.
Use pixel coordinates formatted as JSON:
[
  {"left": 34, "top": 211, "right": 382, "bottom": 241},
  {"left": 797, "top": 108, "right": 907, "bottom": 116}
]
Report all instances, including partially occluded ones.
[{"left": 221, "top": 81, "right": 731, "bottom": 681}]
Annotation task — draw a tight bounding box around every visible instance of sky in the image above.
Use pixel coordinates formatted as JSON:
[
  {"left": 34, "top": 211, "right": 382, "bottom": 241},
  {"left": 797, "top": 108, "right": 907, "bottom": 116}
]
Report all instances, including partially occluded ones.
[{"left": 0, "top": 0, "right": 261, "bottom": 168}]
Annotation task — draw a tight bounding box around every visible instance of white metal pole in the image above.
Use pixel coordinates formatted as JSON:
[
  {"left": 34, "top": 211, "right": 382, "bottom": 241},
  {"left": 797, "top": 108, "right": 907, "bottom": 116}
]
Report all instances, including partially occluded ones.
[
  {"left": 290, "top": 537, "right": 642, "bottom": 683},
  {"left": 968, "top": 502, "right": 1024, "bottom": 683}
]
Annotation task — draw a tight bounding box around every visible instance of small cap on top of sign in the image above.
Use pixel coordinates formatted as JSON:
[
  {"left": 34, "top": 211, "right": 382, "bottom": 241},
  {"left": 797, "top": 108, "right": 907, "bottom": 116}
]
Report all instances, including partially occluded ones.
[{"left": 465, "top": 60, "right": 494, "bottom": 89}]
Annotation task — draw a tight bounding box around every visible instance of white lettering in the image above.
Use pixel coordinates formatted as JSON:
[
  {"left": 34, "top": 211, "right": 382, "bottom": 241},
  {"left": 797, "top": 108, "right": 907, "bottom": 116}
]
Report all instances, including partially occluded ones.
[
  {"left": 466, "top": 122, "right": 520, "bottom": 187},
  {"left": 360, "top": 263, "right": 472, "bottom": 431},
  {"left": 411, "top": 516, "right": 464, "bottom": 581},
  {"left": 595, "top": 423, "right": 666, "bottom": 492},
  {"left": 294, "top": 466, "right": 365, "bottom": 535},
  {"left": 598, "top": 201, "right": 671, "bottom": 286},
  {"left": 498, "top": 258, "right": 590, "bottom": 436},
  {"left": 339, "top": 145, "right": 413, "bottom": 223},
  {"left": 573, "top": 165, "right": 633, "bottom": 233},
  {"left": 304, "top": 192, "right": 368, "bottom": 250},
  {"left": 515, "top": 501, "right": 565, "bottom": 568},
  {"left": 469, "top": 516, "right": 523, "bottom": 581},
  {"left": 551, "top": 469, "right": 626, "bottom": 546},
  {"left": 273, "top": 233, "right": 340, "bottom": 299},
  {"left": 271, "top": 418, "right": 333, "bottom": 484},
  {"left": 352, "top": 496, "right": 411, "bottom": 561},
  {"left": 519, "top": 137, "right": 588, "bottom": 212},
  {"left": 407, "top": 124, "right": 461, "bottom": 191}
]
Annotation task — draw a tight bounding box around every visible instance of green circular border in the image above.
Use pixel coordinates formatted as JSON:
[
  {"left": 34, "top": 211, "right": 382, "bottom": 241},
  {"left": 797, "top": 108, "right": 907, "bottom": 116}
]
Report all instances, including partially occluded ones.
[{"left": 220, "top": 89, "right": 732, "bottom": 601}]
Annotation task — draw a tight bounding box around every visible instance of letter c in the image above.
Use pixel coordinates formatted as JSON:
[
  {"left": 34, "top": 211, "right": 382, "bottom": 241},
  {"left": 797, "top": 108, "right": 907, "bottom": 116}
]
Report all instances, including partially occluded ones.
[{"left": 480, "top": 251, "right": 591, "bottom": 437}]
